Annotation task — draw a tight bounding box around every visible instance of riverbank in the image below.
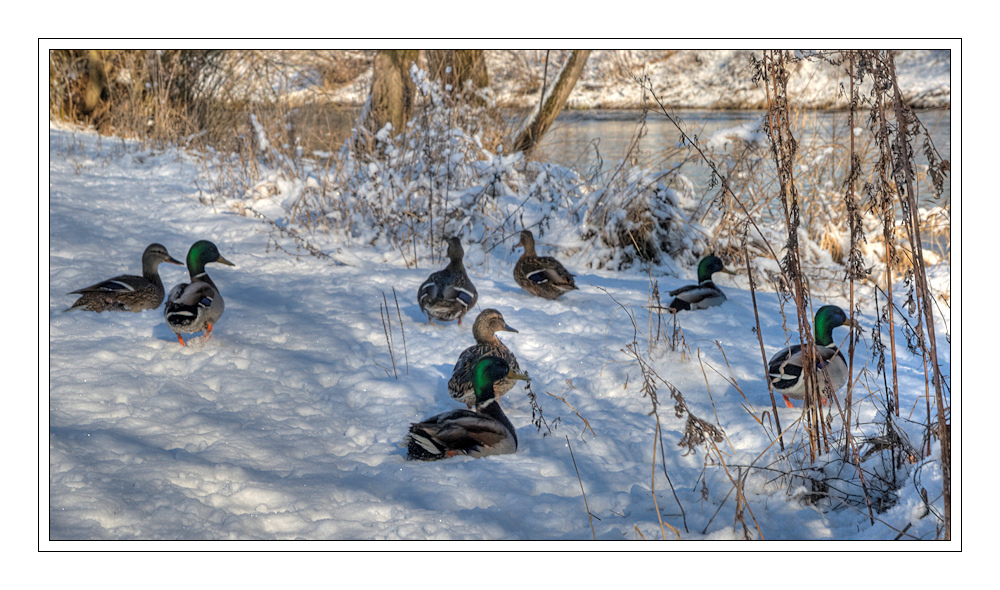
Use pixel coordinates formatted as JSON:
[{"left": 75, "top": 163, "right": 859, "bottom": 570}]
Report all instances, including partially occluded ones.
[{"left": 316, "top": 50, "right": 951, "bottom": 110}]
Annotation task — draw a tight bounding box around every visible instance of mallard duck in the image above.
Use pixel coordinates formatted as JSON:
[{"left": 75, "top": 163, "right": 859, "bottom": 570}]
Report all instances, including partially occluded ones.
[
  {"left": 65, "top": 243, "right": 182, "bottom": 313},
  {"left": 164, "top": 240, "right": 235, "bottom": 346},
  {"left": 666, "top": 255, "right": 735, "bottom": 312},
  {"left": 768, "top": 305, "right": 860, "bottom": 408},
  {"left": 405, "top": 356, "right": 529, "bottom": 461},
  {"left": 448, "top": 309, "right": 523, "bottom": 407},
  {"left": 417, "top": 236, "right": 478, "bottom": 325},
  {"left": 512, "top": 230, "right": 578, "bottom": 300}
]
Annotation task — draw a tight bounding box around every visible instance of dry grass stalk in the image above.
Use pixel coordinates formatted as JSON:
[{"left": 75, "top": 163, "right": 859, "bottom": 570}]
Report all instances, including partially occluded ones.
[
  {"left": 650, "top": 421, "right": 670, "bottom": 540},
  {"left": 379, "top": 292, "right": 397, "bottom": 379},
  {"left": 758, "top": 50, "right": 828, "bottom": 461},
  {"left": 741, "top": 231, "right": 785, "bottom": 451},
  {"left": 565, "top": 436, "right": 597, "bottom": 540},
  {"left": 391, "top": 287, "right": 409, "bottom": 374},
  {"left": 884, "top": 51, "right": 951, "bottom": 539},
  {"left": 546, "top": 388, "right": 596, "bottom": 438},
  {"left": 526, "top": 378, "right": 558, "bottom": 436}
]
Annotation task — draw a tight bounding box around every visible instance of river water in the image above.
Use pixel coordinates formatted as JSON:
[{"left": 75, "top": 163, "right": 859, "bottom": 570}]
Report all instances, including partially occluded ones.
[
  {"left": 298, "top": 106, "right": 951, "bottom": 204},
  {"left": 534, "top": 108, "right": 951, "bottom": 203}
]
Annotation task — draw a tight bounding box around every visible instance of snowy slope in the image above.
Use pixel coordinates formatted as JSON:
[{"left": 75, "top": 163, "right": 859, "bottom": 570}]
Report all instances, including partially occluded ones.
[{"left": 47, "top": 126, "right": 951, "bottom": 542}]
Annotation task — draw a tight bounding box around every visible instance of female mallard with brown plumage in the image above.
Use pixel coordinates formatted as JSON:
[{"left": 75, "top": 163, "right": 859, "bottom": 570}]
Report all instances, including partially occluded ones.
[
  {"left": 417, "top": 236, "right": 478, "bottom": 325},
  {"left": 512, "top": 230, "right": 577, "bottom": 300},
  {"left": 405, "top": 356, "right": 529, "bottom": 461},
  {"left": 65, "top": 243, "right": 182, "bottom": 313},
  {"left": 448, "top": 309, "right": 522, "bottom": 407}
]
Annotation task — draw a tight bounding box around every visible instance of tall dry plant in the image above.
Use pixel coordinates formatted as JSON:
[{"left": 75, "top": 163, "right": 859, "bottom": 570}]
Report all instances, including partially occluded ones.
[
  {"left": 754, "top": 51, "right": 833, "bottom": 463},
  {"left": 874, "top": 50, "right": 950, "bottom": 539},
  {"left": 50, "top": 50, "right": 233, "bottom": 147},
  {"left": 620, "top": 52, "right": 949, "bottom": 534},
  {"left": 763, "top": 50, "right": 949, "bottom": 537}
]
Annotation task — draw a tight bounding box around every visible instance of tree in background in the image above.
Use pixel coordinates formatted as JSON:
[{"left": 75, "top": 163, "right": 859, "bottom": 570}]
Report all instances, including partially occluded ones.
[
  {"left": 361, "top": 50, "right": 420, "bottom": 142},
  {"left": 425, "top": 50, "right": 490, "bottom": 103},
  {"left": 362, "top": 49, "right": 590, "bottom": 157},
  {"left": 512, "top": 50, "right": 591, "bottom": 155},
  {"left": 53, "top": 50, "right": 592, "bottom": 160}
]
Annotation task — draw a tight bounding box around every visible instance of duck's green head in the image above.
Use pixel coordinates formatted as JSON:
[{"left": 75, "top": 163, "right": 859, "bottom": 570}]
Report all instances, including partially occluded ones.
[
  {"left": 187, "top": 240, "right": 236, "bottom": 275},
  {"left": 471, "top": 356, "right": 530, "bottom": 403},
  {"left": 814, "top": 305, "right": 859, "bottom": 346},
  {"left": 697, "top": 255, "right": 734, "bottom": 282}
]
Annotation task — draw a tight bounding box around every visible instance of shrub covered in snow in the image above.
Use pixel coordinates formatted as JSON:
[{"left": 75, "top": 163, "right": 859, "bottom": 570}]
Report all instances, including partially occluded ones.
[{"left": 201, "top": 66, "right": 716, "bottom": 275}]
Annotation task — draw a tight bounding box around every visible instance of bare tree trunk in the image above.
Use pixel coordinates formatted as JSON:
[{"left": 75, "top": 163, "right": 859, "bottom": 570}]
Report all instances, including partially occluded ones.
[
  {"left": 363, "top": 50, "right": 420, "bottom": 140},
  {"left": 512, "top": 50, "right": 591, "bottom": 155},
  {"left": 425, "top": 50, "right": 489, "bottom": 101}
]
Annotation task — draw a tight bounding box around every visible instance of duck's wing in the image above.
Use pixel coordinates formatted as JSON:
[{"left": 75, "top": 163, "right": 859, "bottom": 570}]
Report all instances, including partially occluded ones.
[
  {"left": 443, "top": 268, "right": 478, "bottom": 305},
  {"left": 428, "top": 414, "right": 509, "bottom": 447},
  {"left": 70, "top": 274, "right": 147, "bottom": 294},
  {"left": 406, "top": 410, "right": 510, "bottom": 460},
  {"left": 441, "top": 284, "right": 477, "bottom": 308},
  {"left": 165, "top": 282, "right": 188, "bottom": 305},
  {"left": 667, "top": 282, "right": 725, "bottom": 311},
  {"left": 768, "top": 345, "right": 803, "bottom": 390},
  {"left": 667, "top": 283, "right": 699, "bottom": 297},
  {"left": 170, "top": 281, "right": 217, "bottom": 306},
  {"left": 769, "top": 345, "right": 840, "bottom": 384},
  {"left": 164, "top": 281, "right": 218, "bottom": 326},
  {"left": 417, "top": 274, "right": 439, "bottom": 305},
  {"left": 420, "top": 270, "right": 475, "bottom": 303},
  {"left": 448, "top": 346, "right": 480, "bottom": 401},
  {"left": 524, "top": 257, "right": 577, "bottom": 290}
]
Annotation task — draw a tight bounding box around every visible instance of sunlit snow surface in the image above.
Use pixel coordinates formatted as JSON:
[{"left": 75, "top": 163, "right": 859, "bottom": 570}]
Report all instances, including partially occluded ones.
[{"left": 48, "top": 127, "right": 950, "bottom": 541}]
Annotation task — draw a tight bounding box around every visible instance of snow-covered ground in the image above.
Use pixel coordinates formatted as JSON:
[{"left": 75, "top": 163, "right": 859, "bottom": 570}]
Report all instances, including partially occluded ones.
[{"left": 45, "top": 124, "right": 953, "bottom": 544}]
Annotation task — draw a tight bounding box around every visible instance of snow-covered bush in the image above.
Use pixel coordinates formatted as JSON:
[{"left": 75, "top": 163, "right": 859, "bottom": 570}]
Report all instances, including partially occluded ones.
[
  {"left": 579, "top": 167, "right": 708, "bottom": 271},
  {"left": 195, "top": 59, "right": 949, "bottom": 308},
  {"left": 199, "top": 66, "right": 713, "bottom": 274}
]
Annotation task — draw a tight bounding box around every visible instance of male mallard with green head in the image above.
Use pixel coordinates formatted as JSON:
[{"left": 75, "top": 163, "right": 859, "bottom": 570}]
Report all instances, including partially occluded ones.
[
  {"left": 417, "top": 237, "right": 478, "bottom": 325},
  {"left": 768, "top": 305, "right": 860, "bottom": 408},
  {"left": 512, "top": 230, "right": 578, "bottom": 300},
  {"left": 405, "top": 356, "right": 529, "bottom": 461},
  {"left": 164, "top": 240, "right": 235, "bottom": 346},
  {"left": 65, "top": 243, "right": 182, "bottom": 313},
  {"left": 448, "top": 309, "right": 523, "bottom": 407},
  {"left": 666, "top": 255, "right": 735, "bottom": 312}
]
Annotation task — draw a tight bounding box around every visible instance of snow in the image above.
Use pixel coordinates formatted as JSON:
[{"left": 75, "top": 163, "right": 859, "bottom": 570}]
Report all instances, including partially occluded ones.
[
  {"left": 46, "top": 124, "right": 953, "bottom": 545},
  {"left": 707, "top": 116, "right": 767, "bottom": 151}
]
